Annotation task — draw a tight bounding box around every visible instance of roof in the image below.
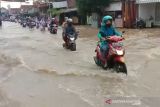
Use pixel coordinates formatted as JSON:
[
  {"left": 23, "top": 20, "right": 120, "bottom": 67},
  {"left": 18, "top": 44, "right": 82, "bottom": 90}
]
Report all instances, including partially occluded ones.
[
  {"left": 61, "top": 8, "right": 77, "bottom": 13},
  {"left": 21, "top": 5, "right": 35, "bottom": 9},
  {"left": 105, "top": 2, "right": 122, "bottom": 11},
  {"left": 52, "top": 1, "right": 68, "bottom": 8},
  {"left": 136, "top": 0, "right": 160, "bottom": 4}
]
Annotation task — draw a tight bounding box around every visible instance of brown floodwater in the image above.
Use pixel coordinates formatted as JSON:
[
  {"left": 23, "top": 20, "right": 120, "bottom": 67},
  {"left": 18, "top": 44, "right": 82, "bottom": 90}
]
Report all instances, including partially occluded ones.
[{"left": 0, "top": 22, "right": 160, "bottom": 107}]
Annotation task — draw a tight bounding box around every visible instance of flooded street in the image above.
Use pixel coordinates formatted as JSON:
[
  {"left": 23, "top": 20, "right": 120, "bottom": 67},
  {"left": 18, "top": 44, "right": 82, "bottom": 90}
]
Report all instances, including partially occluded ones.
[{"left": 0, "top": 22, "right": 160, "bottom": 107}]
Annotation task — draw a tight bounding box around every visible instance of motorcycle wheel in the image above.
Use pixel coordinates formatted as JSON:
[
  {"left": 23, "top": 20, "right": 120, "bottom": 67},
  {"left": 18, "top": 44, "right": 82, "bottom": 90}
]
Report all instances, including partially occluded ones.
[
  {"left": 54, "top": 31, "right": 57, "bottom": 34},
  {"left": 62, "top": 43, "right": 66, "bottom": 48},
  {"left": 70, "top": 43, "right": 76, "bottom": 51},
  {"left": 94, "top": 56, "right": 101, "bottom": 66},
  {"left": 53, "top": 31, "right": 56, "bottom": 34},
  {"left": 114, "top": 62, "right": 127, "bottom": 75}
]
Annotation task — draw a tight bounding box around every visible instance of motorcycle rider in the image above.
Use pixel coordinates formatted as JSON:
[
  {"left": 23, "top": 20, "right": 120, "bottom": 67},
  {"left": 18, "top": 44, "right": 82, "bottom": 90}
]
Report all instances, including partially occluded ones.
[
  {"left": 50, "top": 18, "right": 57, "bottom": 25},
  {"left": 63, "top": 18, "right": 76, "bottom": 46},
  {"left": 40, "top": 18, "right": 46, "bottom": 30},
  {"left": 62, "top": 17, "right": 68, "bottom": 36},
  {"left": 62, "top": 17, "right": 68, "bottom": 29},
  {"left": 49, "top": 18, "right": 58, "bottom": 29},
  {"left": 97, "top": 15, "right": 122, "bottom": 66},
  {"left": 28, "top": 17, "right": 33, "bottom": 28},
  {"left": 35, "top": 17, "right": 40, "bottom": 29}
]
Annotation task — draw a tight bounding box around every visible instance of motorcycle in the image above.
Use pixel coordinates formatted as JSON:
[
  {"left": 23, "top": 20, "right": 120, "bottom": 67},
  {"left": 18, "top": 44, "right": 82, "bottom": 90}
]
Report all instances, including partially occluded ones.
[
  {"left": 22, "top": 22, "right": 27, "bottom": 27},
  {"left": 40, "top": 25, "right": 45, "bottom": 31},
  {"left": 133, "top": 19, "right": 146, "bottom": 29},
  {"left": 50, "top": 24, "right": 58, "bottom": 34},
  {"left": 29, "top": 21, "right": 36, "bottom": 29},
  {"left": 63, "top": 32, "right": 78, "bottom": 51},
  {"left": 94, "top": 36, "right": 127, "bottom": 75},
  {"left": 36, "top": 22, "right": 40, "bottom": 29}
]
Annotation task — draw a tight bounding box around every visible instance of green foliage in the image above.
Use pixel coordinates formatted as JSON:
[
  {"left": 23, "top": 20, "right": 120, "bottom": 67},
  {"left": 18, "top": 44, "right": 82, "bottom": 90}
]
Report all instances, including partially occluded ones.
[
  {"left": 47, "top": 8, "right": 62, "bottom": 17},
  {"left": 76, "top": 0, "right": 111, "bottom": 15}
]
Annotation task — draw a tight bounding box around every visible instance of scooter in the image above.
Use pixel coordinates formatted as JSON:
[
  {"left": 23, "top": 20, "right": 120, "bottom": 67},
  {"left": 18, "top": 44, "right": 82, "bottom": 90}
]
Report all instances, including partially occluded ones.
[
  {"left": 36, "top": 22, "right": 40, "bottom": 29},
  {"left": 63, "top": 32, "right": 78, "bottom": 51},
  {"left": 40, "top": 25, "right": 45, "bottom": 31},
  {"left": 94, "top": 36, "right": 127, "bottom": 75},
  {"left": 133, "top": 19, "right": 146, "bottom": 29},
  {"left": 22, "top": 22, "right": 27, "bottom": 27}
]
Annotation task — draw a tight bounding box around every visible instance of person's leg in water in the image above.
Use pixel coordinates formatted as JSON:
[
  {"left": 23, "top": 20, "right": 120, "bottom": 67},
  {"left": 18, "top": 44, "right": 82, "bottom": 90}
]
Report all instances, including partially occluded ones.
[
  {"left": 101, "top": 44, "right": 109, "bottom": 58},
  {"left": 62, "top": 32, "right": 68, "bottom": 47},
  {"left": 100, "top": 43, "right": 109, "bottom": 67}
]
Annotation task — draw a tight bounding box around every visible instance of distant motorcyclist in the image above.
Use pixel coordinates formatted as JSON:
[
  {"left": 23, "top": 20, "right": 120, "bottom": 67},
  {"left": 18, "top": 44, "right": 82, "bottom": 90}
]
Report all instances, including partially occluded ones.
[
  {"left": 35, "top": 17, "right": 40, "bottom": 29},
  {"left": 40, "top": 18, "right": 46, "bottom": 31},
  {"left": 28, "top": 17, "right": 32, "bottom": 27},
  {"left": 49, "top": 18, "right": 58, "bottom": 29},
  {"left": 62, "top": 17, "right": 68, "bottom": 30},
  {"left": 49, "top": 18, "right": 58, "bottom": 34},
  {"left": 62, "top": 17, "right": 68, "bottom": 36},
  {"left": 63, "top": 18, "right": 77, "bottom": 45},
  {"left": 50, "top": 18, "right": 58, "bottom": 26},
  {"left": 97, "top": 15, "right": 122, "bottom": 66}
]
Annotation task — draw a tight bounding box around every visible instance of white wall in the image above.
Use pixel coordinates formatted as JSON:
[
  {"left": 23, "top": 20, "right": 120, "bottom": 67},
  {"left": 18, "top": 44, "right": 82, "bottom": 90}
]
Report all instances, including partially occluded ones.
[
  {"left": 139, "top": 3, "right": 155, "bottom": 21},
  {"left": 52, "top": 1, "right": 68, "bottom": 8},
  {"left": 1, "top": 1, "right": 21, "bottom": 9},
  {"left": 105, "top": 2, "right": 122, "bottom": 11}
]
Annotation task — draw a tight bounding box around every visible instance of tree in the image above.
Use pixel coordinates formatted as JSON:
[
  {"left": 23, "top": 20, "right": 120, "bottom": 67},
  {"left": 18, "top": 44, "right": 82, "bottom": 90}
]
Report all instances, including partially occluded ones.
[
  {"left": 47, "top": 8, "right": 62, "bottom": 17},
  {"left": 76, "top": 0, "right": 111, "bottom": 24},
  {"left": 76, "top": 0, "right": 111, "bottom": 15}
]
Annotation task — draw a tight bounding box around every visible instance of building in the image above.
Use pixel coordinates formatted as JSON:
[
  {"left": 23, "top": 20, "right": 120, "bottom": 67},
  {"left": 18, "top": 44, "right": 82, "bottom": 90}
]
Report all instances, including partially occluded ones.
[
  {"left": 49, "top": 0, "right": 79, "bottom": 24},
  {"left": 60, "top": 0, "right": 79, "bottom": 24},
  {"left": 86, "top": 0, "right": 136, "bottom": 28},
  {"left": 105, "top": 1, "right": 123, "bottom": 27},
  {"left": 33, "top": 1, "right": 48, "bottom": 15},
  {"left": 122, "top": 0, "right": 136, "bottom": 28},
  {"left": 136, "top": 0, "right": 160, "bottom": 27},
  {"left": 0, "top": 7, "right": 9, "bottom": 14},
  {"left": 1, "top": 0, "right": 34, "bottom": 15}
]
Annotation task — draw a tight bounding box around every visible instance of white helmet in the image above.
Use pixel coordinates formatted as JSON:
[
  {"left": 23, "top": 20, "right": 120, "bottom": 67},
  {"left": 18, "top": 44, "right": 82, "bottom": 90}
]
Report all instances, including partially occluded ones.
[
  {"left": 67, "top": 18, "right": 73, "bottom": 23},
  {"left": 65, "top": 17, "right": 68, "bottom": 21}
]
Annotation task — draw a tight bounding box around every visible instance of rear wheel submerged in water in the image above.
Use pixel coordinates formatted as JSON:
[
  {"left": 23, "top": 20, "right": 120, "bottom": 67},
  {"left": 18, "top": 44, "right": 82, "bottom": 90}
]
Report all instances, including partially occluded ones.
[{"left": 114, "top": 62, "right": 127, "bottom": 75}]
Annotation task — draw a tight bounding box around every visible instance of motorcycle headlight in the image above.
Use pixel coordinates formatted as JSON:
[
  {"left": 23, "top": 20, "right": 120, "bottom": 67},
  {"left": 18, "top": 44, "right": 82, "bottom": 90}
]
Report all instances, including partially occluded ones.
[
  {"left": 70, "top": 37, "right": 75, "bottom": 41},
  {"left": 116, "top": 50, "right": 123, "bottom": 55}
]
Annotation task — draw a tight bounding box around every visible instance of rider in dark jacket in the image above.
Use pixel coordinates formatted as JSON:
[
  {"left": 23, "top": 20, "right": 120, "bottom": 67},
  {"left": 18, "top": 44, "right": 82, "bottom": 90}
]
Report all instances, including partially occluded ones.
[
  {"left": 65, "top": 19, "right": 76, "bottom": 35},
  {"left": 50, "top": 18, "right": 57, "bottom": 27},
  {"left": 63, "top": 18, "right": 77, "bottom": 45}
]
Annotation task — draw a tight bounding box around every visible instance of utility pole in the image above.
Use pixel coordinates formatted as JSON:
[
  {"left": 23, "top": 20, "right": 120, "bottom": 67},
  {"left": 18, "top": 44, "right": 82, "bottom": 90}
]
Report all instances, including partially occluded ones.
[
  {"left": 0, "top": 0, "right": 2, "bottom": 26},
  {"left": 0, "top": 0, "right": 1, "bottom": 15},
  {"left": 0, "top": 0, "right": 1, "bottom": 17}
]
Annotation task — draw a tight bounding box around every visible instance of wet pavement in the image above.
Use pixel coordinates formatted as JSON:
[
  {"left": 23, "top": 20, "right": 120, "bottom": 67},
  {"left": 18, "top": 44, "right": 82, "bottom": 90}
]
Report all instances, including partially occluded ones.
[{"left": 0, "top": 22, "right": 160, "bottom": 107}]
